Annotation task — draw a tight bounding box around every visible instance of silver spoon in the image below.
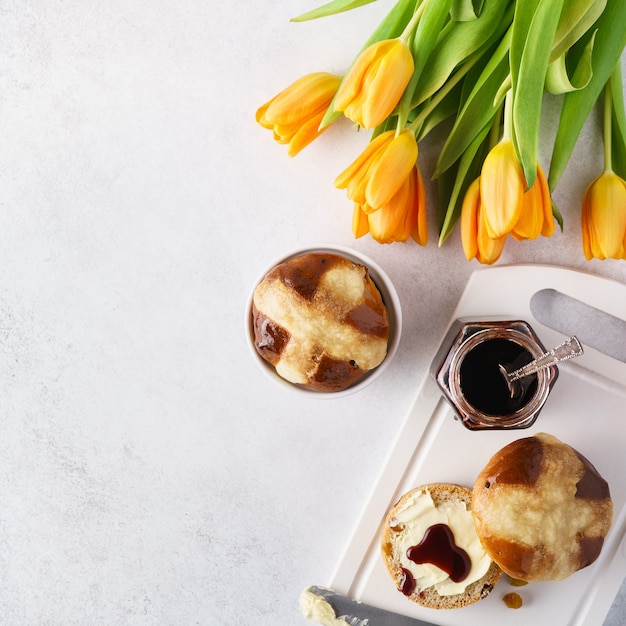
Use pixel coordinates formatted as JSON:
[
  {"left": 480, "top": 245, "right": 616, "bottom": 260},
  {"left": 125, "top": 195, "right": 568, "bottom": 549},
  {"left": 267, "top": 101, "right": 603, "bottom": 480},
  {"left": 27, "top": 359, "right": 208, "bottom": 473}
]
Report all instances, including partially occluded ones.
[{"left": 498, "top": 336, "right": 584, "bottom": 398}]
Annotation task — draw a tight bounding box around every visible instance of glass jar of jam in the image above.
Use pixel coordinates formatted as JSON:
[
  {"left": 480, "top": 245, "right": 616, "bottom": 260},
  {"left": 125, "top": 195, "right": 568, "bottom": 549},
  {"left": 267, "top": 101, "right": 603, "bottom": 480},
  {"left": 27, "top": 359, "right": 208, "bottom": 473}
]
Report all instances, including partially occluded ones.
[{"left": 430, "top": 319, "right": 559, "bottom": 430}]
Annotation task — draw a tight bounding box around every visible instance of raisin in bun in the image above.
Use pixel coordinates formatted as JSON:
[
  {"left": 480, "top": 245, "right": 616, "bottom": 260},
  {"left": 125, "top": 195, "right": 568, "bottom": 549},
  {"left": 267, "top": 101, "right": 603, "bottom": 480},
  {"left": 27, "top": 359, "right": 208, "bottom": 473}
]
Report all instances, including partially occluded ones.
[
  {"left": 472, "top": 433, "right": 613, "bottom": 582},
  {"left": 251, "top": 252, "right": 389, "bottom": 392},
  {"left": 381, "top": 483, "right": 501, "bottom": 609}
]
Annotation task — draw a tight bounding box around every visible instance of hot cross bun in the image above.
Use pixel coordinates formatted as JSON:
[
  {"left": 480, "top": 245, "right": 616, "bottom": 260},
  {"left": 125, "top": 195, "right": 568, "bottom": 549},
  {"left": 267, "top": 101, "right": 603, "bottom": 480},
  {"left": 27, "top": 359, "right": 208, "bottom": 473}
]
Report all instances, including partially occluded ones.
[
  {"left": 472, "top": 432, "right": 613, "bottom": 582},
  {"left": 251, "top": 252, "right": 390, "bottom": 392}
]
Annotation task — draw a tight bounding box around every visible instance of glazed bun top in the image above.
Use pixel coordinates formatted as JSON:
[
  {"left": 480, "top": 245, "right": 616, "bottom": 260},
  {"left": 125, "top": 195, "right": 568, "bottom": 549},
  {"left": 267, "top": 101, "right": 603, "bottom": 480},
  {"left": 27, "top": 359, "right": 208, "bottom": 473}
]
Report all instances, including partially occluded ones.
[
  {"left": 472, "top": 432, "right": 613, "bottom": 582},
  {"left": 251, "top": 252, "right": 389, "bottom": 392}
]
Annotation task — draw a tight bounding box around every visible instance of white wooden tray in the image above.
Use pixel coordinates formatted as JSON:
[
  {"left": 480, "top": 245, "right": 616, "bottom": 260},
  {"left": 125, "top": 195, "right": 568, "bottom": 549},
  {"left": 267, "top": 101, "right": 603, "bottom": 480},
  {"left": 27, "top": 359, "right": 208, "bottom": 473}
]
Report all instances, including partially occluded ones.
[{"left": 329, "top": 264, "right": 626, "bottom": 626}]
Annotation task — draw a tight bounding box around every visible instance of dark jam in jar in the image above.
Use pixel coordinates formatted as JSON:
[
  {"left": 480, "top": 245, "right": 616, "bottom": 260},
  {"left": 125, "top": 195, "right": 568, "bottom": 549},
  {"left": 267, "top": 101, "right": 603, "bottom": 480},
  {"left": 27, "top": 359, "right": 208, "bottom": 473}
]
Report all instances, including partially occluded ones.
[{"left": 459, "top": 338, "right": 538, "bottom": 416}]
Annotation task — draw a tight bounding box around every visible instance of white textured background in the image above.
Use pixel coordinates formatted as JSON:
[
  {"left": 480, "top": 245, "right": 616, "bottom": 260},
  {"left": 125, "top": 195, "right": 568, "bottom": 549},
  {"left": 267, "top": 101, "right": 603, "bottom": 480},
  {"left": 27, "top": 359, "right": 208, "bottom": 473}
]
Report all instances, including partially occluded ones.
[{"left": 0, "top": 1, "right": 625, "bottom": 624}]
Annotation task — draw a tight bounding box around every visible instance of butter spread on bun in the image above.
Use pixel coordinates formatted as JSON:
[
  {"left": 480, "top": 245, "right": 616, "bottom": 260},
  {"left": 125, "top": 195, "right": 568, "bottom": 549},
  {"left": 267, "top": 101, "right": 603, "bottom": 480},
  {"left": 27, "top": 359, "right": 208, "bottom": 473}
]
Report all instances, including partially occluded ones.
[
  {"left": 252, "top": 252, "right": 389, "bottom": 391},
  {"left": 472, "top": 432, "right": 613, "bottom": 582},
  {"left": 381, "top": 483, "right": 501, "bottom": 609}
]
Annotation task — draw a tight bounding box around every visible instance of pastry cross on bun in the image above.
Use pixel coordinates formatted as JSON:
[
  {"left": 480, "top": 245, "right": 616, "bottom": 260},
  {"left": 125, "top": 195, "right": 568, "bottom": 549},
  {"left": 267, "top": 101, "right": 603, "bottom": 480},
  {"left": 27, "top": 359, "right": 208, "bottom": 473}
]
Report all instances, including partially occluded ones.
[
  {"left": 472, "top": 432, "right": 613, "bottom": 582},
  {"left": 251, "top": 252, "right": 389, "bottom": 391},
  {"left": 381, "top": 483, "right": 502, "bottom": 609}
]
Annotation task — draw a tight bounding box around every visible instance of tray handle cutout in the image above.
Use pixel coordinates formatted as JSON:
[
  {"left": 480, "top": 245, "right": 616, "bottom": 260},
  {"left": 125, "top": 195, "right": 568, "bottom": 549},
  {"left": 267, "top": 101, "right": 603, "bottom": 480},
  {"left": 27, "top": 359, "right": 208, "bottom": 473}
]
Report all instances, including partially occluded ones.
[{"left": 530, "top": 288, "right": 626, "bottom": 363}]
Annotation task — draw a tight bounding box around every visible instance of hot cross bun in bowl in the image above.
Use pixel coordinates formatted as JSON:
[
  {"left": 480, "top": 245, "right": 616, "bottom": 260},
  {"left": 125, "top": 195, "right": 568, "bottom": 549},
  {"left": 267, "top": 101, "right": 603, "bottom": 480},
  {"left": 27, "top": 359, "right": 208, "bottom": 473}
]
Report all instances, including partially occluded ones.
[{"left": 246, "top": 245, "right": 401, "bottom": 396}]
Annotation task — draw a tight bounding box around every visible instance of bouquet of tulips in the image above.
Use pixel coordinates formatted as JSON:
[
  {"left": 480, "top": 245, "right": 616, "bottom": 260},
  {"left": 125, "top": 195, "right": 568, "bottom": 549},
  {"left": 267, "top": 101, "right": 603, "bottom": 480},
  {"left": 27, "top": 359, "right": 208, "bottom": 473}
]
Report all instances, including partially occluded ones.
[{"left": 256, "top": 0, "right": 626, "bottom": 263}]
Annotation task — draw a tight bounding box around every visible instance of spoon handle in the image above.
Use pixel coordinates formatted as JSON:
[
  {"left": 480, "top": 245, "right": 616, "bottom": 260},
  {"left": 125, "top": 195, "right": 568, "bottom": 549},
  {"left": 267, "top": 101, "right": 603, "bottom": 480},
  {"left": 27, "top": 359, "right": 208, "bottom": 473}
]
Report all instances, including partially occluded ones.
[{"left": 507, "top": 336, "right": 584, "bottom": 382}]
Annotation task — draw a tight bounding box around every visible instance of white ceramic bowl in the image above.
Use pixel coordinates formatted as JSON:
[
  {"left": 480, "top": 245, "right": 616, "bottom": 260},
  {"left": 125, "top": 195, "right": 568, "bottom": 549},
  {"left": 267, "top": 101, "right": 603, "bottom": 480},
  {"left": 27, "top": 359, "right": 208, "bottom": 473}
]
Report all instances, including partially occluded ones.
[{"left": 245, "top": 244, "right": 402, "bottom": 398}]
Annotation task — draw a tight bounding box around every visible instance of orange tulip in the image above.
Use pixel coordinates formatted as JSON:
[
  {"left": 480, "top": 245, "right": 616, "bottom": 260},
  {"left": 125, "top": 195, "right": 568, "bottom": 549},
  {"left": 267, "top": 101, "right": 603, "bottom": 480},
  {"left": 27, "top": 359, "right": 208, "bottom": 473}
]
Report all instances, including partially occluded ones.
[
  {"left": 581, "top": 171, "right": 626, "bottom": 260},
  {"left": 334, "top": 39, "right": 414, "bottom": 129},
  {"left": 256, "top": 72, "right": 342, "bottom": 156},
  {"left": 336, "top": 129, "right": 427, "bottom": 244}
]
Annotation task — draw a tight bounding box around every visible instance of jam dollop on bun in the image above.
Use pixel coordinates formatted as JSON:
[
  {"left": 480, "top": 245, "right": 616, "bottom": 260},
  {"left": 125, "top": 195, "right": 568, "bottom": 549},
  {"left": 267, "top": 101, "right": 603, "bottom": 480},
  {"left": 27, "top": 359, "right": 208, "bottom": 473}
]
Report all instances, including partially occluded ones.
[
  {"left": 380, "top": 483, "right": 501, "bottom": 609},
  {"left": 251, "top": 252, "right": 389, "bottom": 392},
  {"left": 472, "top": 432, "right": 613, "bottom": 582}
]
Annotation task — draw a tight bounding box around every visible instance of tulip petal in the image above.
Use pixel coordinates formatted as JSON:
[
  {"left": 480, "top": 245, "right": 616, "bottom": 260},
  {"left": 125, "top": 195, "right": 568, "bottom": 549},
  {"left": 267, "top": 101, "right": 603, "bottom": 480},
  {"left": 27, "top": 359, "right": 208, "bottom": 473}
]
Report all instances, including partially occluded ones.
[
  {"left": 581, "top": 189, "right": 594, "bottom": 260},
  {"left": 460, "top": 178, "right": 481, "bottom": 261},
  {"left": 334, "top": 131, "right": 395, "bottom": 190},
  {"left": 368, "top": 176, "right": 412, "bottom": 243},
  {"left": 287, "top": 113, "right": 328, "bottom": 156},
  {"left": 255, "top": 101, "right": 272, "bottom": 128},
  {"left": 477, "top": 204, "right": 507, "bottom": 264},
  {"left": 480, "top": 140, "right": 525, "bottom": 238},
  {"left": 513, "top": 171, "right": 544, "bottom": 240},
  {"left": 538, "top": 167, "right": 556, "bottom": 237},
  {"left": 366, "top": 130, "right": 417, "bottom": 208},
  {"left": 352, "top": 204, "right": 370, "bottom": 239},
  {"left": 335, "top": 41, "right": 391, "bottom": 111},
  {"left": 411, "top": 167, "right": 428, "bottom": 246}
]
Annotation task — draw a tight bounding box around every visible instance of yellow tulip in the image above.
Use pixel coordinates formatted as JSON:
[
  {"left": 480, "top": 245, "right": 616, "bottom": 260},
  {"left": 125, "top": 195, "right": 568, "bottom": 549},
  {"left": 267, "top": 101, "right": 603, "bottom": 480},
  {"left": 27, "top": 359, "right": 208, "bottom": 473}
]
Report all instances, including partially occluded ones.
[
  {"left": 480, "top": 139, "right": 525, "bottom": 239},
  {"left": 460, "top": 178, "right": 507, "bottom": 265},
  {"left": 334, "top": 39, "right": 414, "bottom": 129},
  {"left": 337, "top": 129, "right": 426, "bottom": 244},
  {"left": 581, "top": 171, "right": 626, "bottom": 260},
  {"left": 256, "top": 72, "right": 342, "bottom": 156}
]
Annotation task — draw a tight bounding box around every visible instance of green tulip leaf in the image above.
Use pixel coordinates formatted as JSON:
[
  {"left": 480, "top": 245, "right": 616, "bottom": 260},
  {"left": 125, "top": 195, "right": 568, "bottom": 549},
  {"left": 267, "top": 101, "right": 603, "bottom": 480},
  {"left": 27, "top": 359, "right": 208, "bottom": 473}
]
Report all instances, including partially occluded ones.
[
  {"left": 550, "top": 0, "right": 605, "bottom": 61},
  {"left": 511, "top": 0, "right": 565, "bottom": 189},
  {"left": 362, "top": 0, "right": 420, "bottom": 46},
  {"left": 411, "top": 0, "right": 512, "bottom": 107},
  {"left": 545, "top": 56, "right": 569, "bottom": 95},
  {"left": 610, "top": 61, "right": 626, "bottom": 143},
  {"left": 434, "top": 30, "right": 510, "bottom": 178},
  {"left": 413, "top": 81, "right": 463, "bottom": 142},
  {"left": 611, "top": 117, "right": 626, "bottom": 180},
  {"left": 549, "top": 0, "right": 626, "bottom": 190},
  {"left": 509, "top": 0, "right": 540, "bottom": 77},
  {"left": 450, "top": 0, "right": 485, "bottom": 22},
  {"left": 552, "top": 200, "right": 564, "bottom": 231},
  {"left": 610, "top": 62, "right": 626, "bottom": 179},
  {"left": 438, "top": 121, "right": 492, "bottom": 244},
  {"left": 545, "top": 32, "right": 596, "bottom": 95},
  {"left": 371, "top": 114, "right": 398, "bottom": 141},
  {"left": 398, "top": 0, "right": 454, "bottom": 127},
  {"left": 291, "top": 0, "right": 378, "bottom": 22},
  {"left": 493, "top": 73, "right": 512, "bottom": 106}
]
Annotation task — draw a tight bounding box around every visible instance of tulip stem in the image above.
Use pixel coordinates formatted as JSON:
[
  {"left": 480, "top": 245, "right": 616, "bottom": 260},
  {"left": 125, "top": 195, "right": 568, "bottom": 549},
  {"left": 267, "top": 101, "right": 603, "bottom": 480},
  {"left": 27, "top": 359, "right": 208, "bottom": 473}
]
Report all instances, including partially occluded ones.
[
  {"left": 603, "top": 76, "right": 613, "bottom": 173},
  {"left": 488, "top": 103, "right": 503, "bottom": 149},
  {"left": 400, "top": 0, "right": 427, "bottom": 44},
  {"left": 502, "top": 89, "right": 513, "bottom": 142}
]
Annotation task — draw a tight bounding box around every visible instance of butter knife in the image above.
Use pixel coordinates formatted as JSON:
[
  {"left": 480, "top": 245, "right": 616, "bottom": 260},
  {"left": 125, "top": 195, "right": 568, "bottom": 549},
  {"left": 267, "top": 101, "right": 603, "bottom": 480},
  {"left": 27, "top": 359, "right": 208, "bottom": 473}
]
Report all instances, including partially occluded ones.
[{"left": 304, "top": 586, "right": 440, "bottom": 626}]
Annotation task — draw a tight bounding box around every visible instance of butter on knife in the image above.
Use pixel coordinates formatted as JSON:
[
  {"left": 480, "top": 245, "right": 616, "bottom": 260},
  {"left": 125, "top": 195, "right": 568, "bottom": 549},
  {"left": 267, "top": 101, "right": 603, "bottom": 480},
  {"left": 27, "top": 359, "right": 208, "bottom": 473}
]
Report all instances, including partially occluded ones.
[{"left": 300, "top": 586, "right": 441, "bottom": 626}]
